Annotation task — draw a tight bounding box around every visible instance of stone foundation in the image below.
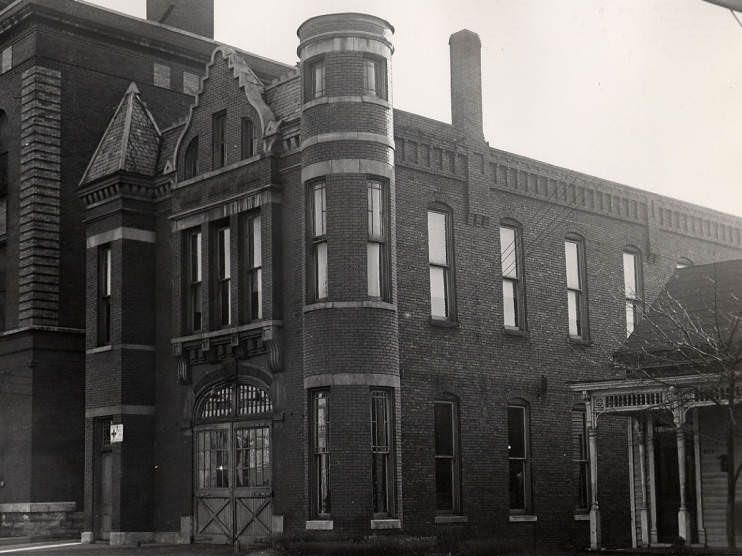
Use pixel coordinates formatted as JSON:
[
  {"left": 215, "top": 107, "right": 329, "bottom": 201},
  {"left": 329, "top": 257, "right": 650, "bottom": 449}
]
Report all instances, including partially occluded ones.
[{"left": 0, "top": 502, "right": 82, "bottom": 539}]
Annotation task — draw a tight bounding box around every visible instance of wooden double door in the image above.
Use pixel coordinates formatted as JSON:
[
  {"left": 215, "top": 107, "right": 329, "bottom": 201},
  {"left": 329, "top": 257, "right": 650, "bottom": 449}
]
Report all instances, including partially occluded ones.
[{"left": 194, "top": 422, "right": 272, "bottom": 544}]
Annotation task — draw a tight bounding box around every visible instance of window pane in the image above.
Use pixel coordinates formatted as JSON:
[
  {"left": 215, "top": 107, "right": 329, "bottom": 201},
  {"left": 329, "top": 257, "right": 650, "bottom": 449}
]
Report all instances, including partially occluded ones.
[
  {"left": 565, "top": 240, "right": 580, "bottom": 289},
  {"left": 503, "top": 279, "right": 518, "bottom": 328},
  {"left": 626, "top": 300, "right": 635, "bottom": 336},
  {"left": 315, "top": 242, "right": 328, "bottom": 299},
  {"left": 509, "top": 459, "right": 525, "bottom": 510},
  {"left": 368, "top": 182, "right": 383, "bottom": 238},
  {"left": 429, "top": 266, "right": 447, "bottom": 318},
  {"left": 435, "top": 458, "right": 453, "bottom": 511},
  {"left": 313, "top": 184, "right": 326, "bottom": 237},
  {"left": 219, "top": 227, "right": 230, "bottom": 279},
  {"left": 567, "top": 290, "right": 580, "bottom": 337},
  {"left": 252, "top": 215, "right": 261, "bottom": 267},
  {"left": 364, "top": 59, "right": 376, "bottom": 94},
  {"left": 500, "top": 226, "right": 517, "bottom": 279},
  {"left": 372, "top": 452, "right": 388, "bottom": 514},
  {"left": 428, "top": 211, "right": 447, "bottom": 265},
  {"left": 251, "top": 268, "right": 262, "bottom": 320},
  {"left": 191, "top": 231, "right": 202, "bottom": 282},
  {"left": 623, "top": 252, "right": 637, "bottom": 298},
  {"left": 434, "top": 402, "right": 453, "bottom": 456},
  {"left": 103, "top": 247, "right": 112, "bottom": 295},
  {"left": 313, "top": 62, "right": 325, "bottom": 97},
  {"left": 508, "top": 406, "right": 525, "bottom": 458},
  {"left": 368, "top": 242, "right": 381, "bottom": 297}
]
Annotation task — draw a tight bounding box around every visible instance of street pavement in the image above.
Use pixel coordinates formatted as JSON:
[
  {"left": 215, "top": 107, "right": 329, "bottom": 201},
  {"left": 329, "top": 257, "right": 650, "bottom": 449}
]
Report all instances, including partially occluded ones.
[{"left": 0, "top": 540, "right": 278, "bottom": 556}]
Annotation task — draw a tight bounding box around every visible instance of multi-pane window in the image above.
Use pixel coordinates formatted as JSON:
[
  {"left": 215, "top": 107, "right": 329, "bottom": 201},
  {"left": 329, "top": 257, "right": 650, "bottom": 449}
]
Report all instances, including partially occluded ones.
[
  {"left": 371, "top": 390, "right": 393, "bottom": 517},
  {"left": 428, "top": 209, "right": 453, "bottom": 319},
  {"left": 367, "top": 180, "right": 386, "bottom": 299},
  {"left": 241, "top": 117, "right": 255, "bottom": 159},
  {"left": 97, "top": 245, "right": 112, "bottom": 345},
  {"left": 311, "top": 390, "right": 330, "bottom": 517},
  {"left": 306, "top": 58, "right": 326, "bottom": 100},
  {"left": 623, "top": 250, "right": 641, "bottom": 337},
  {"left": 565, "top": 238, "right": 587, "bottom": 338},
  {"left": 500, "top": 224, "right": 524, "bottom": 329},
  {"left": 183, "top": 137, "right": 198, "bottom": 180},
  {"left": 363, "top": 56, "right": 387, "bottom": 99},
  {"left": 187, "top": 229, "right": 203, "bottom": 332},
  {"left": 195, "top": 430, "right": 229, "bottom": 488},
  {"left": 216, "top": 225, "right": 231, "bottom": 327},
  {"left": 235, "top": 425, "right": 271, "bottom": 487},
  {"left": 245, "top": 213, "right": 262, "bottom": 321},
  {"left": 212, "top": 110, "right": 226, "bottom": 169},
  {"left": 309, "top": 182, "right": 328, "bottom": 301},
  {"left": 508, "top": 402, "right": 531, "bottom": 513},
  {"left": 572, "top": 406, "right": 590, "bottom": 513},
  {"left": 434, "top": 399, "right": 459, "bottom": 513}
]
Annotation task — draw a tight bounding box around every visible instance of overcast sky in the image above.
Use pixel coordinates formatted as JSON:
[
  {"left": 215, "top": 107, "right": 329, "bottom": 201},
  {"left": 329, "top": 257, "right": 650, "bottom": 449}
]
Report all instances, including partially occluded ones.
[{"left": 91, "top": 0, "right": 742, "bottom": 217}]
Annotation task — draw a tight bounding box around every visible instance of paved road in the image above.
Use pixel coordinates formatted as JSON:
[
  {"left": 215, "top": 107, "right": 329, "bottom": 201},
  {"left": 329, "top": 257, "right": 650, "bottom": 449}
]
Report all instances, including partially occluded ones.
[{"left": 0, "top": 541, "right": 277, "bottom": 556}]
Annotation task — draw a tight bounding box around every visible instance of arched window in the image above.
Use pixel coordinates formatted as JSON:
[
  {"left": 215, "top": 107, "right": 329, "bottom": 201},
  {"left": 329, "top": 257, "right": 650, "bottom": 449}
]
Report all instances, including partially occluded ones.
[
  {"left": 195, "top": 381, "right": 272, "bottom": 423},
  {"left": 183, "top": 136, "right": 198, "bottom": 180}
]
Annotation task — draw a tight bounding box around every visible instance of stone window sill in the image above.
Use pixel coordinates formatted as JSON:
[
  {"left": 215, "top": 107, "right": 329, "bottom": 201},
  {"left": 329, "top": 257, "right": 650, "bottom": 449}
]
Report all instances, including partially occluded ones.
[
  {"left": 305, "top": 519, "right": 333, "bottom": 530},
  {"left": 503, "top": 326, "right": 528, "bottom": 338},
  {"left": 371, "top": 518, "right": 401, "bottom": 530},
  {"left": 568, "top": 335, "right": 592, "bottom": 346},
  {"left": 573, "top": 513, "right": 590, "bottom": 521},
  {"left": 509, "top": 514, "right": 537, "bottom": 522},
  {"left": 434, "top": 515, "right": 468, "bottom": 524},
  {"left": 430, "top": 317, "right": 458, "bottom": 328}
]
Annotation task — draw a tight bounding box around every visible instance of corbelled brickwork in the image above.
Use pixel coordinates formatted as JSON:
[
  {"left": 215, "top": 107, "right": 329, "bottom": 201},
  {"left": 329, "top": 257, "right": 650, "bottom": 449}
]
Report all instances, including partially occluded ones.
[{"left": 17, "top": 66, "right": 61, "bottom": 327}]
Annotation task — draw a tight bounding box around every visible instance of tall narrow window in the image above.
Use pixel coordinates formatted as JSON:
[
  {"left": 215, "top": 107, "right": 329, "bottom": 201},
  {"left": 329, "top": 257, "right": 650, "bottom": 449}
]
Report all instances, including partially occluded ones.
[
  {"left": 97, "top": 245, "right": 112, "bottom": 345},
  {"left": 246, "top": 214, "right": 262, "bottom": 321},
  {"left": 306, "top": 58, "right": 326, "bottom": 100},
  {"left": 363, "top": 56, "right": 387, "bottom": 99},
  {"left": 434, "top": 399, "right": 459, "bottom": 513},
  {"left": 565, "top": 237, "right": 587, "bottom": 338},
  {"left": 309, "top": 182, "right": 328, "bottom": 301},
  {"left": 623, "top": 250, "right": 641, "bottom": 337},
  {"left": 311, "top": 390, "right": 330, "bottom": 517},
  {"left": 428, "top": 209, "right": 453, "bottom": 319},
  {"left": 183, "top": 137, "right": 198, "bottom": 180},
  {"left": 500, "top": 224, "right": 524, "bottom": 329},
  {"left": 216, "top": 225, "right": 231, "bottom": 327},
  {"left": 212, "top": 110, "right": 226, "bottom": 169},
  {"left": 241, "top": 117, "right": 255, "bottom": 159},
  {"left": 371, "top": 390, "right": 393, "bottom": 516},
  {"left": 572, "top": 405, "right": 590, "bottom": 513},
  {"left": 367, "top": 180, "right": 386, "bottom": 299},
  {"left": 187, "top": 229, "right": 203, "bottom": 332},
  {"left": 508, "top": 401, "right": 531, "bottom": 513}
]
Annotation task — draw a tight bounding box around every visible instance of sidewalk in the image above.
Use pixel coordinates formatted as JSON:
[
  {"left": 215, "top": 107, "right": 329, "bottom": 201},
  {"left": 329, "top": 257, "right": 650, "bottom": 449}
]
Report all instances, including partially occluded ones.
[{"left": 0, "top": 541, "right": 279, "bottom": 556}]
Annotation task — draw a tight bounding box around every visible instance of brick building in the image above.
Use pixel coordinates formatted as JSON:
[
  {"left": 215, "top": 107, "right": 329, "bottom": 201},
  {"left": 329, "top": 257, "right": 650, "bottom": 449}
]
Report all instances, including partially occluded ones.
[{"left": 1, "top": 0, "right": 741, "bottom": 548}]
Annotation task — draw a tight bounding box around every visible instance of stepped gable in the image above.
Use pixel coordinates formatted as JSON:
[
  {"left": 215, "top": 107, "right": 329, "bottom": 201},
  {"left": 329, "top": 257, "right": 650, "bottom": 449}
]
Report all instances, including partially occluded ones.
[{"left": 80, "top": 82, "right": 162, "bottom": 185}]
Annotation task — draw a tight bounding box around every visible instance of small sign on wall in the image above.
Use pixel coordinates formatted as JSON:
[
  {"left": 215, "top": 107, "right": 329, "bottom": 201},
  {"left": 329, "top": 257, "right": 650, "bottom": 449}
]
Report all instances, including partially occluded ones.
[{"left": 110, "top": 424, "right": 124, "bottom": 444}]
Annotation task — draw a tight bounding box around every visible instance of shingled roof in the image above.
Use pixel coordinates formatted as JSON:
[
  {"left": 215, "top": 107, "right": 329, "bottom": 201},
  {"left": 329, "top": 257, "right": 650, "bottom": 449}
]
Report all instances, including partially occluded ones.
[
  {"left": 80, "top": 82, "right": 162, "bottom": 185},
  {"left": 616, "top": 259, "right": 742, "bottom": 369}
]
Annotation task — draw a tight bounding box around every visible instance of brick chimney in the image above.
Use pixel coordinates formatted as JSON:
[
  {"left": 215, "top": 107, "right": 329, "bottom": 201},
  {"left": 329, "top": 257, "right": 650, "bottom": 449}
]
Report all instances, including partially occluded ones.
[
  {"left": 146, "top": 0, "right": 214, "bottom": 38},
  {"left": 449, "top": 29, "right": 483, "bottom": 138}
]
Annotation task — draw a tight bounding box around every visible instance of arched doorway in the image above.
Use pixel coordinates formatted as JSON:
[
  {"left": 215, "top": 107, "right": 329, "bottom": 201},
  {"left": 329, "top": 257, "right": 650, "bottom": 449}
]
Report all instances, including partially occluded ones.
[{"left": 193, "top": 379, "right": 273, "bottom": 544}]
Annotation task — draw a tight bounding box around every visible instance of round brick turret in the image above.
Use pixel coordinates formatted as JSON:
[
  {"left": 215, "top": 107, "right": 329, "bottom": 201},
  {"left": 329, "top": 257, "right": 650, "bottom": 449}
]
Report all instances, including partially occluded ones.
[{"left": 297, "top": 13, "right": 401, "bottom": 533}]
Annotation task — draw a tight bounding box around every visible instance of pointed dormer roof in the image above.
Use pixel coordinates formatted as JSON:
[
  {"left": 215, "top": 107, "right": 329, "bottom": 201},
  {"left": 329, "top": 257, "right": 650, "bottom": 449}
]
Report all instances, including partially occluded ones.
[{"left": 80, "top": 82, "right": 162, "bottom": 186}]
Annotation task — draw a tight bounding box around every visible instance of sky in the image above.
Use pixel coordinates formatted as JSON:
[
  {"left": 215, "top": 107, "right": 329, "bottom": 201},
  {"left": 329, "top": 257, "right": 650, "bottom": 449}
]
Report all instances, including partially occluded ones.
[{"left": 89, "top": 0, "right": 742, "bottom": 217}]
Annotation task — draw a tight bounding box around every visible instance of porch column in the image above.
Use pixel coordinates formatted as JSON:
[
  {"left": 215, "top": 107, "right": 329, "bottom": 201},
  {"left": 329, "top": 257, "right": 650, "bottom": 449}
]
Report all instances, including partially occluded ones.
[
  {"left": 647, "top": 417, "right": 658, "bottom": 544},
  {"left": 634, "top": 416, "right": 650, "bottom": 547},
  {"left": 587, "top": 423, "right": 601, "bottom": 549},
  {"left": 674, "top": 409, "right": 691, "bottom": 542}
]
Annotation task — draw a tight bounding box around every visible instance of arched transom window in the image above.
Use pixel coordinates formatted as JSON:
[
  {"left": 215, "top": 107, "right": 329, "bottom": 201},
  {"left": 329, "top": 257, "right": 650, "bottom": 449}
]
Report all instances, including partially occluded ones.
[{"left": 196, "top": 381, "right": 272, "bottom": 423}]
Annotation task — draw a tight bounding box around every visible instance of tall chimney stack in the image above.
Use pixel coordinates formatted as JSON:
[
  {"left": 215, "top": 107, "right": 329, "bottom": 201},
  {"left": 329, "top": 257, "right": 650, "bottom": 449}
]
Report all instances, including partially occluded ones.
[
  {"left": 146, "top": 0, "right": 214, "bottom": 39},
  {"left": 449, "top": 29, "right": 483, "bottom": 138}
]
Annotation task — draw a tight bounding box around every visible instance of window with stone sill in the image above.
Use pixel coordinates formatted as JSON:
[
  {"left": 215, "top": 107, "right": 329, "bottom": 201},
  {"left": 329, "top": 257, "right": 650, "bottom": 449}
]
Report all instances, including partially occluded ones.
[
  {"left": 434, "top": 397, "right": 461, "bottom": 514},
  {"left": 508, "top": 400, "right": 532, "bottom": 514},
  {"left": 185, "top": 228, "right": 203, "bottom": 333},
  {"left": 305, "top": 57, "right": 326, "bottom": 101},
  {"left": 623, "top": 248, "right": 643, "bottom": 337},
  {"left": 500, "top": 222, "right": 526, "bottom": 330},
  {"left": 565, "top": 235, "right": 588, "bottom": 340},
  {"left": 363, "top": 56, "right": 387, "bottom": 99},
  {"left": 428, "top": 207, "right": 455, "bottom": 321},
  {"left": 310, "top": 389, "right": 331, "bottom": 518},
  {"left": 243, "top": 212, "right": 262, "bottom": 322},
  {"left": 371, "top": 389, "right": 394, "bottom": 517},
  {"left": 97, "top": 244, "right": 112, "bottom": 346},
  {"left": 215, "top": 223, "right": 232, "bottom": 327},
  {"left": 367, "top": 179, "right": 389, "bottom": 300},
  {"left": 308, "top": 181, "right": 328, "bottom": 301}
]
